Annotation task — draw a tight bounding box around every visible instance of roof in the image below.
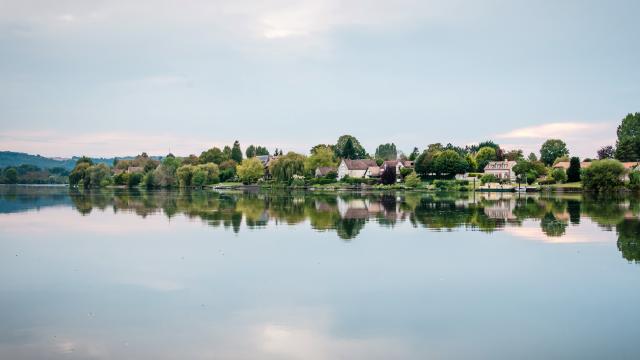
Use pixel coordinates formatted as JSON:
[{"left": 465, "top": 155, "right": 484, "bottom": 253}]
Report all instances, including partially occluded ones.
[
  {"left": 367, "top": 166, "right": 381, "bottom": 177},
  {"left": 483, "top": 161, "right": 517, "bottom": 171},
  {"left": 127, "top": 166, "right": 144, "bottom": 174},
  {"left": 342, "top": 159, "right": 377, "bottom": 170},
  {"left": 553, "top": 161, "right": 592, "bottom": 170},
  {"left": 256, "top": 155, "right": 270, "bottom": 166},
  {"left": 316, "top": 166, "right": 336, "bottom": 176}
]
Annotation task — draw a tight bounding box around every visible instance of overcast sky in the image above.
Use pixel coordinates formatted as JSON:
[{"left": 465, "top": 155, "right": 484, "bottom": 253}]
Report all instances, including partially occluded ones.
[{"left": 0, "top": 0, "right": 638, "bottom": 158}]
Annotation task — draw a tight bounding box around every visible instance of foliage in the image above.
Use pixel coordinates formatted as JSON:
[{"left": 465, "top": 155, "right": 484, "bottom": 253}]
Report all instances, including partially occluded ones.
[
  {"left": 310, "top": 144, "right": 335, "bottom": 155},
  {"left": 408, "top": 147, "right": 420, "bottom": 161},
  {"left": 540, "top": 139, "right": 569, "bottom": 166},
  {"left": 614, "top": 112, "right": 640, "bottom": 161},
  {"left": 404, "top": 172, "right": 421, "bottom": 188},
  {"left": 335, "top": 135, "right": 367, "bottom": 159},
  {"left": 374, "top": 143, "right": 398, "bottom": 161},
  {"left": 475, "top": 147, "right": 497, "bottom": 171},
  {"left": 551, "top": 168, "right": 568, "bottom": 184},
  {"left": 433, "top": 150, "right": 469, "bottom": 175},
  {"left": 230, "top": 140, "right": 243, "bottom": 163},
  {"left": 269, "top": 152, "right": 306, "bottom": 183},
  {"left": 480, "top": 174, "right": 498, "bottom": 184},
  {"left": 128, "top": 172, "right": 143, "bottom": 187},
  {"left": 245, "top": 145, "right": 269, "bottom": 158},
  {"left": 199, "top": 147, "right": 226, "bottom": 164},
  {"left": 399, "top": 167, "right": 414, "bottom": 178},
  {"left": 512, "top": 160, "right": 546, "bottom": 184},
  {"left": 628, "top": 171, "right": 640, "bottom": 191},
  {"left": 504, "top": 149, "right": 524, "bottom": 161},
  {"left": 84, "top": 164, "right": 111, "bottom": 188},
  {"left": 581, "top": 159, "right": 625, "bottom": 192},
  {"left": 3, "top": 167, "right": 18, "bottom": 183},
  {"left": 528, "top": 152, "right": 538, "bottom": 161},
  {"left": 69, "top": 162, "right": 91, "bottom": 186},
  {"left": 304, "top": 146, "right": 337, "bottom": 174},
  {"left": 381, "top": 166, "right": 396, "bottom": 185},
  {"left": 176, "top": 165, "right": 195, "bottom": 187},
  {"left": 597, "top": 145, "right": 615, "bottom": 160},
  {"left": 237, "top": 158, "right": 265, "bottom": 184},
  {"left": 567, "top": 157, "right": 581, "bottom": 182}
]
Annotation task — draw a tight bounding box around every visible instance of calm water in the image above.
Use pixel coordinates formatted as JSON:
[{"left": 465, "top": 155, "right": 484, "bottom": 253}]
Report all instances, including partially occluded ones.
[{"left": 1, "top": 186, "right": 640, "bottom": 359}]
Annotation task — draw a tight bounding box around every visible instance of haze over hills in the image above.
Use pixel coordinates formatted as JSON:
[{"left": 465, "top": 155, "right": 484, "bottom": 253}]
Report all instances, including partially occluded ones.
[{"left": 0, "top": 151, "right": 161, "bottom": 170}]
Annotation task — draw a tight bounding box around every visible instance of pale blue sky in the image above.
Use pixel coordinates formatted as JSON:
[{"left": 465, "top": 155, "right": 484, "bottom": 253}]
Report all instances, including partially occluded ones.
[{"left": 0, "top": 0, "right": 638, "bottom": 157}]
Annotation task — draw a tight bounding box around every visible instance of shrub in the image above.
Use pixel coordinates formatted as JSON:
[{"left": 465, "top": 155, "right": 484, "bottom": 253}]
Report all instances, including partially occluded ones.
[
  {"left": 114, "top": 172, "right": 129, "bottom": 186},
  {"left": 566, "top": 157, "right": 581, "bottom": 182},
  {"left": 236, "top": 158, "right": 264, "bottom": 184},
  {"left": 551, "top": 168, "right": 567, "bottom": 184},
  {"left": 191, "top": 169, "right": 207, "bottom": 187},
  {"left": 400, "top": 167, "right": 414, "bottom": 178},
  {"left": 404, "top": 172, "right": 421, "bottom": 188},
  {"left": 581, "top": 159, "right": 625, "bottom": 192},
  {"left": 381, "top": 166, "right": 396, "bottom": 185},
  {"left": 628, "top": 171, "right": 640, "bottom": 191},
  {"left": 455, "top": 179, "right": 469, "bottom": 186},
  {"left": 128, "top": 172, "right": 143, "bottom": 187},
  {"left": 480, "top": 174, "right": 498, "bottom": 184}
]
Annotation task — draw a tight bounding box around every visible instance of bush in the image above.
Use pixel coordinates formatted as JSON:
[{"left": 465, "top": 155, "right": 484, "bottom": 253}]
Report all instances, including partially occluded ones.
[
  {"left": 581, "top": 159, "right": 625, "bottom": 192},
  {"left": 114, "top": 172, "right": 129, "bottom": 186},
  {"left": 628, "top": 171, "right": 640, "bottom": 191},
  {"left": 480, "top": 174, "right": 498, "bottom": 184},
  {"left": 567, "top": 157, "right": 581, "bottom": 182},
  {"left": 404, "top": 172, "right": 421, "bottom": 188},
  {"left": 551, "top": 168, "right": 567, "bottom": 184},
  {"left": 400, "top": 167, "right": 414, "bottom": 178},
  {"left": 381, "top": 166, "right": 396, "bottom": 185},
  {"left": 128, "top": 172, "right": 143, "bottom": 187},
  {"left": 455, "top": 179, "right": 469, "bottom": 186}
]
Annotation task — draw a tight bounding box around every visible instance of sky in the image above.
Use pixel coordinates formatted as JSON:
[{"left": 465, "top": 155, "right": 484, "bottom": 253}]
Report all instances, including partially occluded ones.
[{"left": 0, "top": 0, "right": 638, "bottom": 158}]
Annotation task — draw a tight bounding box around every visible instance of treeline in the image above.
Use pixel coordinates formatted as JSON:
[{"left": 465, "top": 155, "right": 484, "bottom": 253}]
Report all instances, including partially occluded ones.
[{"left": 0, "top": 164, "right": 69, "bottom": 184}]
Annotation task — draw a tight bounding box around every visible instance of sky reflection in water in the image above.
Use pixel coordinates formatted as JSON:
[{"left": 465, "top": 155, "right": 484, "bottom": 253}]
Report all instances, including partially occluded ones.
[{"left": 0, "top": 186, "right": 639, "bottom": 359}]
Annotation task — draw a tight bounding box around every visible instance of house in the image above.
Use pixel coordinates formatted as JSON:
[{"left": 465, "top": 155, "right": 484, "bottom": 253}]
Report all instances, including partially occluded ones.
[
  {"left": 127, "top": 166, "right": 144, "bottom": 174},
  {"left": 337, "top": 159, "right": 379, "bottom": 179},
  {"left": 256, "top": 155, "right": 279, "bottom": 179},
  {"left": 483, "top": 161, "right": 517, "bottom": 182},
  {"left": 315, "top": 166, "right": 337, "bottom": 178},
  {"left": 381, "top": 160, "right": 414, "bottom": 176}
]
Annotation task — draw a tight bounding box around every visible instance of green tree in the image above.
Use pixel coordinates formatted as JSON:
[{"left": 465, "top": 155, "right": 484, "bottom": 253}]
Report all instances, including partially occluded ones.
[
  {"left": 4, "top": 167, "right": 18, "bottom": 184},
  {"left": 381, "top": 166, "right": 396, "bottom": 185},
  {"left": 614, "top": 112, "right": 640, "bottom": 161},
  {"left": 269, "top": 152, "right": 306, "bottom": 183},
  {"left": 566, "top": 157, "right": 581, "bottom": 182},
  {"left": 197, "top": 163, "right": 220, "bottom": 184},
  {"left": 304, "top": 146, "right": 337, "bottom": 174},
  {"left": 539, "top": 139, "right": 569, "bottom": 166},
  {"left": 551, "top": 168, "right": 567, "bottom": 184},
  {"left": 176, "top": 165, "right": 195, "bottom": 187},
  {"left": 335, "top": 135, "right": 366, "bottom": 159},
  {"left": 231, "top": 140, "right": 243, "bottom": 163},
  {"left": 504, "top": 149, "right": 524, "bottom": 161},
  {"left": 408, "top": 147, "right": 420, "bottom": 161},
  {"left": 433, "top": 150, "right": 469, "bottom": 176},
  {"left": 245, "top": 145, "right": 256, "bottom": 158},
  {"left": 581, "top": 159, "right": 625, "bottom": 192},
  {"left": 128, "top": 172, "right": 143, "bottom": 187},
  {"left": 528, "top": 152, "right": 538, "bottom": 161},
  {"left": 597, "top": 145, "right": 615, "bottom": 160},
  {"left": 199, "top": 147, "right": 225, "bottom": 164},
  {"left": 374, "top": 143, "right": 398, "bottom": 161},
  {"left": 415, "top": 149, "right": 438, "bottom": 177},
  {"left": 237, "top": 157, "right": 265, "bottom": 184},
  {"left": 310, "top": 144, "right": 335, "bottom": 155},
  {"left": 223, "top": 146, "right": 232, "bottom": 160},
  {"left": 191, "top": 169, "right": 207, "bottom": 187},
  {"left": 476, "top": 147, "right": 497, "bottom": 171}
]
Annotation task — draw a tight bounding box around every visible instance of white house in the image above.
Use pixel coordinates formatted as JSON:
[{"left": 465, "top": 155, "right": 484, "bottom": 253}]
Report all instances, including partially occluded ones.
[
  {"left": 337, "top": 159, "right": 378, "bottom": 179},
  {"left": 483, "top": 161, "right": 517, "bottom": 181}
]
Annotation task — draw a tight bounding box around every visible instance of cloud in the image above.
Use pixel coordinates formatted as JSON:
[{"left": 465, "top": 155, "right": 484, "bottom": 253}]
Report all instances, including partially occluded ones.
[{"left": 493, "top": 121, "right": 616, "bottom": 157}]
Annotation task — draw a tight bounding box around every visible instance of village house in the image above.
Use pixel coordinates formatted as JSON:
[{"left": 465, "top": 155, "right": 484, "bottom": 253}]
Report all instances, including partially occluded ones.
[
  {"left": 315, "top": 166, "right": 337, "bottom": 178},
  {"left": 337, "top": 159, "right": 378, "bottom": 180},
  {"left": 552, "top": 161, "right": 592, "bottom": 170},
  {"left": 382, "top": 160, "right": 414, "bottom": 178},
  {"left": 483, "top": 160, "right": 517, "bottom": 182}
]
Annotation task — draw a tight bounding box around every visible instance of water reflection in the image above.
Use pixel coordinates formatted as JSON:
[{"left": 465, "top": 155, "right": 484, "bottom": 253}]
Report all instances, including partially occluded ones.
[{"left": 2, "top": 186, "right": 640, "bottom": 260}]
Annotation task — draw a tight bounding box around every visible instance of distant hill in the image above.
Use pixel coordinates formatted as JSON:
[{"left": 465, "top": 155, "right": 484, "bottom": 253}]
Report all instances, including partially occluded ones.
[{"left": 0, "top": 151, "right": 159, "bottom": 170}]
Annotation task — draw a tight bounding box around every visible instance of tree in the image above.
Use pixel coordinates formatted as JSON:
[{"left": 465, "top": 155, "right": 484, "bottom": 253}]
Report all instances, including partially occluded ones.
[
  {"left": 199, "top": 147, "right": 225, "bottom": 164},
  {"left": 404, "top": 171, "right": 420, "bottom": 188},
  {"left": 414, "top": 150, "right": 438, "bottom": 177},
  {"left": 304, "top": 146, "right": 337, "bottom": 174},
  {"left": 4, "top": 167, "right": 18, "bottom": 184},
  {"left": 310, "top": 144, "right": 335, "bottom": 155},
  {"left": 269, "top": 152, "right": 306, "bottom": 183},
  {"left": 540, "top": 139, "right": 569, "bottom": 166},
  {"left": 528, "top": 152, "right": 538, "bottom": 161},
  {"left": 231, "top": 140, "right": 243, "bottom": 163},
  {"left": 223, "top": 146, "right": 232, "bottom": 160},
  {"left": 597, "top": 145, "right": 615, "bottom": 160},
  {"left": 408, "top": 147, "right": 420, "bottom": 161},
  {"left": 76, "top": 156, "right": 93, "bottom": 166},
  {"left": 341, "top": 137, "right": 357, "bottom": 159},
  {"left": 176, "top": 165, "right": 195, "bottom": 187},
  {"left": 197, "top": 163, "right": 220, "bottom": 184},
  {"left": 504, "top": 149, "right": 524, "bottom": 161},
  {"left": 475, "top": 140, "right": 503, "bottom": 160},
  {"left": 551, "top": 168, "right": 567, "bottom": 184},
  {"left": 335, "top": 135, "right": 366, "bottom": 159},
  {"left": 219, "top": 160, "right": 237, "bottom": 182},
  {"left": 375, "top": 143, "right": 398, "bottom": 161},
  {"left": 581, "top": 159, "right": 625, "bottom": 192},
  {"left": 433, "top": 150, "right": 469, "bottom": 176},
  {"left": 513, "top": 160, "right": 547, "bottom": 185},
  {"left": 255, "top": 146, "right": 269, "bottom": 156},
  {"left": 381, "top": 166, "right": 396, "bottom": 185},
  {"left": 614, "top": 112, "right": 640, "bottom": 161},
  {"left": 476, "top": 147, "right": 497, "bottom": 172},
  {"left": 567, "top": 157, "right": 581, "bottom": 182},
  {"left": 245, "top": 145, "right": 256, "bottom": 158},
  {"left": 69, "top": 162, "right": 91, "bottom": 186},
  {"left": 237, "top": 158, "right": 265, "bottom": 184},
  {"left": 128, "top": 172, "right": 143, "bottom": 187}
]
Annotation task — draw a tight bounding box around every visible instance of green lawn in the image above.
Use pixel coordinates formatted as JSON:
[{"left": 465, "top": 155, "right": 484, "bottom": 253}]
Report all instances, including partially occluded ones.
[{"left": 541, "top": 182, "right": 582, "bottom": 189}]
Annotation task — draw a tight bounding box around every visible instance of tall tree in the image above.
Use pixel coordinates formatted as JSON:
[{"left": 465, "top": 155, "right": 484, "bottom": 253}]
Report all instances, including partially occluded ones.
[
  {"left": 504, "top": 149, "right": 524, "bottom": 161},
  {"left": 408, "top": 147, "right": 420, "bottom": 161},
  {"left": 539, "top": 139, "right": 569, "bottom": 166},
  {"left": 342, "top": 138, "right": 357, "bottom": 159},
  {"left": 231, "top": 141, "right": 243, "bottom": 163},
  {"left": 335, "top": 135, "right": 366, "bottom": 159},
  {"left": 374, "top": 143, "right": 398, "bottom": 160},
  {"left": 597, "top": 145, "right": 615, "bottom": 160},
  {"left": 528, "top": 152, "right": 538, "bottom": 161},
  {"left": 304, "top": 147, "right": 337, "bottom": 174},
  {"left": 199, "top": 147, "right": 225, "bottom": 164},
  {"left": 567, "top": 157, "right": 581, "bottom": 182},
  {"left": 615, "top": 112, "right": 640, "bottom": 161},
  {"left": 476, "top": 147, "right": 497, "bottom": 172},
  {"left": 381, "top": 166, "right": 396, "bottom": 185},
  {"left": 433, "top": 150, "right": 469, "bottom": 176},
  {"left": 245, "top": 145, "right": 256, "bottom": 158}
]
